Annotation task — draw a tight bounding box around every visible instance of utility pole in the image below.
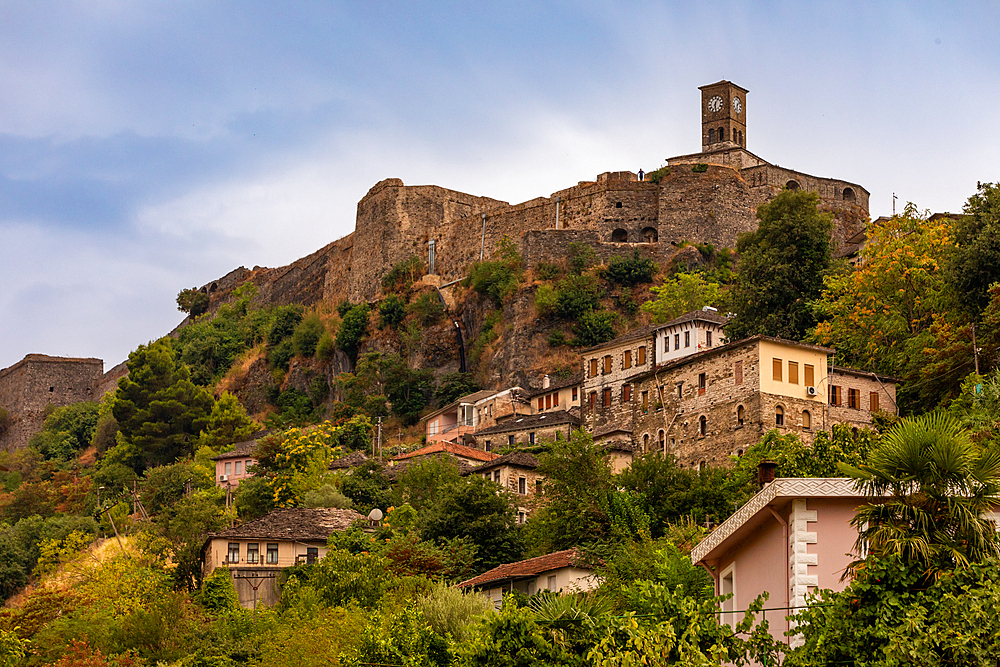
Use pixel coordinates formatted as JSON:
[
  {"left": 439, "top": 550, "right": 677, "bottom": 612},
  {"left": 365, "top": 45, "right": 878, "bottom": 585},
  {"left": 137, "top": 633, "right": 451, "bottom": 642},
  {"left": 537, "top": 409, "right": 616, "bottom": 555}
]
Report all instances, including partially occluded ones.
[
  {"left": 973, "top": 322, "right": 981, "bottom": 375},
  {"left": 377, "top": 416, "right": 383, "bottom": 462}
]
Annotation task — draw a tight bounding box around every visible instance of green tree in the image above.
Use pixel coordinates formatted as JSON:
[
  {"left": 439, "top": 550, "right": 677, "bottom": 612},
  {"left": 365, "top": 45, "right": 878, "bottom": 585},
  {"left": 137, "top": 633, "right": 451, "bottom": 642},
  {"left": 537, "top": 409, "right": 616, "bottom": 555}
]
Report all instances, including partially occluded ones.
[
  {"left": 842, "top": 412, "right": 1000, "bottom": 579},
  {"left": 111, "top": 339, "right": 215, "bottom": 470},
  {"left": 604, "top": 250, "right": 656, "bottom": 286},
  {"left": 176, "top": 288, "right": 209, "bottom": 317},
  {"left": 465, "top": 237, "right": 522, "bottom": 307},
  {"left": 379, "top": 294, "right": 407, "bottom": 329},
  {"left": 641, "top": 272, "right": 724, "bottom": 323},
  {"left": 335, "top": 304, "right": 371, "bottom": 363},
  {"left": 29, "top": 401, "right": 100, "bottom": 460},
  {"left": 291, "top": 313, "right": 326, "bottom": 358},
  {"left": 556, "top": 274, "right": 602, "bottom": 319},
  {"left": 341, "top": 460, "right": 392, "bottom": 513},
  {"left": 727, "top": 189, "right": 833, "bottom": 341},
  {"left": 947, "top": 182, "right": 1000, "bottom": 317},
  {"left": 571, "top": 310, "right": 617, "bottom": 347},
  {"left": 434, "top": 372, "right": 482, "bottom": 406},
  {"left": 197, "top": 392, "right": 258, "bottom": 450}
]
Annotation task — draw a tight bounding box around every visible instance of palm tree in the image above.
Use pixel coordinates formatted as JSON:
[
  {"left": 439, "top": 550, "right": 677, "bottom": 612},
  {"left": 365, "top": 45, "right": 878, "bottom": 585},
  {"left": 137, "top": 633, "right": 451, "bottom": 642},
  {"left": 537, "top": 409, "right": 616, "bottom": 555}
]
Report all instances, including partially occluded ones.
[{"left": 842, "top": 411, "right": 1000, "bottom": 580}]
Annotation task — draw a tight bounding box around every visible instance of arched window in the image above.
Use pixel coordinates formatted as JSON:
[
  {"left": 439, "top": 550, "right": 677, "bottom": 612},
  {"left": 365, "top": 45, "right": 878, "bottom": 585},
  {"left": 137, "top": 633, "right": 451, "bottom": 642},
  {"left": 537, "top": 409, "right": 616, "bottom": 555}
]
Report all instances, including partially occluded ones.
[
  {"left": 843, "top": 187, "right": 856, "bottom": 201},
  {"left": 611, "top": 228, "right": 628, "bottom": 242},
  {"left": 708, "top": 128, "right": 716, "bottom": 143},
  {"left": 775, "top": 405, "right": 785, "bottom": 426},
  {"left": 736, "top": 405, "right": 745, "bottom": 426},
  {"left": 643, "top": 433, "right": 649, "bottom": 450},
  {"left": 785, "top": 180, "right": 800, "bottom": 191},
  {"left": 658, "top": 429, "right": 665, "bottom": 450},
  {"left": 698, "top": 415, "right": 707, "bottom": 436},
  {"left": 642, "top": 226, "right": 658, "bottom": 243},
  {"left": 802, "top": 410, "right": 811, "bottom": 430},
  {"left": 698, "top": 460, "right": 707, "bottom": 471},
  {"left": 719, "top": 127, "right": 726, "bottom": 141}
]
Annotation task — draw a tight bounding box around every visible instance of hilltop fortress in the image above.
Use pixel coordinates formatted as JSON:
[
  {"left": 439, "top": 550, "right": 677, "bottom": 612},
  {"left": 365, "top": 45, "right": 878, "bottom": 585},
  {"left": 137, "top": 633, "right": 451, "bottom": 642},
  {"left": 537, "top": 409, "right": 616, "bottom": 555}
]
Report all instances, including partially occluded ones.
[
  {"left": 197, "top": 81, "right": 868, "bottom": 311},
  {"left": 0, "top": 81, "right": 871, "bottom": 452}
]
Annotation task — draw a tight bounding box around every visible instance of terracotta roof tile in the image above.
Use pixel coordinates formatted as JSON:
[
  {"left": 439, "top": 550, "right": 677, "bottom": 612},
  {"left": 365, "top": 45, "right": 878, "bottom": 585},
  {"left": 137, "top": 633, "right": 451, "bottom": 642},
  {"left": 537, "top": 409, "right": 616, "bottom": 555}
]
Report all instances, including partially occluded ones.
[
  {"left": 458, "top": 549, "right": 584, "bottom": 588},
  {"left": 391, "top": 441, "right": 498, "bottom": 463}
]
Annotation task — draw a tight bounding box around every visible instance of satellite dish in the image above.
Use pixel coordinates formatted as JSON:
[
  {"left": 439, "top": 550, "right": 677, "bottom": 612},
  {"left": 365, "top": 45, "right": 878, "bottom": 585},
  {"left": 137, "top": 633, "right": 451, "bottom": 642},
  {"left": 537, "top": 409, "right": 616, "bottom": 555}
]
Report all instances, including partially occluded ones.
[{"left": 368, "top": 508, "right": 384, "bottom": 522}]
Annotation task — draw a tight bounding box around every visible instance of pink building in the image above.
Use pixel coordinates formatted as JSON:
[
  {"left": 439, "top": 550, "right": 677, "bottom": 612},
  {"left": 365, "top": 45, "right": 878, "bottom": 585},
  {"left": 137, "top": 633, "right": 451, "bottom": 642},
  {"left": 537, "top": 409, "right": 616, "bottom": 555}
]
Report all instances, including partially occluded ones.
[
  {"left": 212, "top": 439, "right": 258, "bottom": 488},
  {"left": 690, "top": 477, "right": 866, "bottom": 651}
]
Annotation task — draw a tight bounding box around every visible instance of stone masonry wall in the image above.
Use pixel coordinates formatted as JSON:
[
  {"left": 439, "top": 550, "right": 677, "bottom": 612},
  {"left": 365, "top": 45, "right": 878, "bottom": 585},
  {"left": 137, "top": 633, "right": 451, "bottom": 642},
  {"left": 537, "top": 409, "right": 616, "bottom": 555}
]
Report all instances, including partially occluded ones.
[{"left": 0, "top": 355, "right": 104, "bottom": 452}]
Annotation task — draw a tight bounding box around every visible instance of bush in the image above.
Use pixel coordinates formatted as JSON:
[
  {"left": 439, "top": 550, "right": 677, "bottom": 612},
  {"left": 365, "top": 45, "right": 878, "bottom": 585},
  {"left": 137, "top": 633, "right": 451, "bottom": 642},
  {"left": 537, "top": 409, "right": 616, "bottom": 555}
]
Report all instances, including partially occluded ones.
[
  {"left": 534, "top": 284, "right": 558, "bottom": 317},
  {"left": 304, "top": 484, "right": 353, "bottom": 509},
  {"left": 335, "top": 304, "right": 371, "bottom": 362},
  {"left": 547, "top": 330, "right": 568, "bottom": 347},
  {"left": 435, "top": 373, "right": 483, "bottom": 406},
  {"left": 646, "top": 166, "right": 670, "bottom": 184},
  {"left": 535, "top": 262, "right": 562, "bottom": 281},
  {"left": 291, "top": 314, "right": 325, "bottom": 358},
  {"left": 572, "top": 310, "right": 618, "bottom": 346},
  {"left": 336, "top": 300, "right": 353, "bottom": 317},
  {"left": 567, "top": 242, "right": 597, "bottom": 275},
  {"left": 381, "top": 256, "right": 425, "bottom": 294},
  {"left": 176, "top": 288, "right": 210, "bottom": 317},
  {"left": 379, "top": 295, "right": 407, "bottom": 329},
  {"left": 605, "top": 249, "right": 656, "bottom": 286},
  {"left": 614, "top": 287, "right": 639, "bottom": 316},
  {"left": 465, "top": 237, "right": 522, "bottom": 306},
  {"left": 315, "top": 331, "right": 336, "bottom": 361},
  {"left": 408, "top": 291, "right": 446, "bottom": 326},
  {"left": 692, "top": 163, "right": 709, "bottom": 173},
  {"left": 419, "top": 584, "right": 494, "bottom": 642},
  {"left": 556, "top": 274, "right": 602, "bottom": 319}
]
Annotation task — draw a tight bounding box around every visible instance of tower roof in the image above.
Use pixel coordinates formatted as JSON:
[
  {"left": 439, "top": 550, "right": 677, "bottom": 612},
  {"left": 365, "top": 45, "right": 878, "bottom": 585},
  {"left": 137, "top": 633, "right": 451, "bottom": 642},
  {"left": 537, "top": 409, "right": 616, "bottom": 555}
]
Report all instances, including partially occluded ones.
[{"left": 698, "top": 80, "right": 749, "bottom": 94}]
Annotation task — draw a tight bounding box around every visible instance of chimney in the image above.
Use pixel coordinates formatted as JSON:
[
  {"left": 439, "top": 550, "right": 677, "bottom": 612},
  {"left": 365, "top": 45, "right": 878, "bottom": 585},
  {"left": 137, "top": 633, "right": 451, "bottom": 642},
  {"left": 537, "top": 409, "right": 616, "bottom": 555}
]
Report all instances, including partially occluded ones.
[
  {"left": 542, "top": 375, "right": 551, "bottom": 389},
  {"left": 757, "top": 460, "right": 778, "bottom": 488}
]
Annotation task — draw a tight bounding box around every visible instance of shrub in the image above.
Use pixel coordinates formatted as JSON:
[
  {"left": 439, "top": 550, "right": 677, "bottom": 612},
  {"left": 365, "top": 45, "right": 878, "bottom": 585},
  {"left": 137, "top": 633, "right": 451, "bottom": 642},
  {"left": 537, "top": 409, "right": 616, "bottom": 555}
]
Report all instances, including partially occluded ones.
[
  {"left": 614, "top": 287, "right": 639, "bottom": 316},
  {"left": 408, "top": 291, "right": 446, "bottom": 326},
  {"left": 646, "top": 166, "right": 670, "bottom": 184},
  {"left": 534, "top": 284, "right": 558, "bottom": 317},
  {"left": 335, "top": 304, "right": 371, "bottom": 362},
  {"left": 419, "top": 584, "right": 494, "bottom": 642},
  {"left": 336, "top": 300, "right": 353, "bottom": 317},
  {"left": 572, "top": 310, "right": 618, "bottom": 347},
  {"left": 0, "top": 407, "right": 12, "bottom": 437},
  {"left": 176, "top": 288, "right": 210, "bottom": 317},
  {"left": 381, "top": 256, "right": 425, "bottom": 294},
  {"left": 556, "top": 274, "right": 602, "bottom": 319},
  {"left": 435, "top": 373, "right": 483, "bottom": 406},
  {"left": 291, "top": 314, "right": 325, "bottom": 358},
  {"left": 567, "top": 242, "right": 597, "bottom": 275},
  {"left": 465, "top": 237, "right": 522, "bottom": 306},
  {"left": 692, "top": 163, "right": 709, "bottom": 173},
  {"left": 315, "top": 332, "right": 336, "bottom": 361},
  {"left": 547, "top": 330, "right": 568, "bottom": 347},
  {"left": 535, "top": 262, "right": 562, "bottom": 281},
  {"left": 605, "top": 249, "right": 657, "bottom": 286},
  {"left": 379, "top": 294, "right": 407, "bottom": 329},
  {"left": 304, "top": 484, "right": 353, "bottom": 509}
]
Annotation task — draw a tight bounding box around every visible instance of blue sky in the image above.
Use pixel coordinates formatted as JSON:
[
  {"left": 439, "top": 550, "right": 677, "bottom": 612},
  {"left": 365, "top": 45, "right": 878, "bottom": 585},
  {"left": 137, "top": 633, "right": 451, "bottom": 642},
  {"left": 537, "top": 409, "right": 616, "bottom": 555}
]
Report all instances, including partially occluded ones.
[{"left": 1, "top": 1, "right": 998, "bottom": 371}]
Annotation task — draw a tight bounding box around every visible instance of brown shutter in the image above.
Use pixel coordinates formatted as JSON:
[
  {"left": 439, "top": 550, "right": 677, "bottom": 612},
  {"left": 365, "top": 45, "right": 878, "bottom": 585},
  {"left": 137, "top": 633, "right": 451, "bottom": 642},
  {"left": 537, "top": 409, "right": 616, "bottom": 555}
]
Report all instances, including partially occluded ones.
[
  {"left": 772, "top": 359, "right": 782, "bottom": 381},
  {"left": 804, "top": 364, "right": 815, "bottom": 387},
  {"left": 870, "top": 391, "right": 879, "bottom": 412},
  {"left": 735, "top": 360, "right": 743, "bottom": 385}
]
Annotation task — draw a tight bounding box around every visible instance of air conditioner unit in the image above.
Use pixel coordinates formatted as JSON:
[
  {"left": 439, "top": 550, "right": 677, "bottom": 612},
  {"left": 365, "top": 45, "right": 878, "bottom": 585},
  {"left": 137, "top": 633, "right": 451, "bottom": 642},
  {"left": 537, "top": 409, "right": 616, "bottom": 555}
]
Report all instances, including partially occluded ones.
[
  {"left": 220, "top": 475, "right": 228, "bottom": 481},
  {"left": 806, "top": 386, "right": 817, "bottom": 396}
]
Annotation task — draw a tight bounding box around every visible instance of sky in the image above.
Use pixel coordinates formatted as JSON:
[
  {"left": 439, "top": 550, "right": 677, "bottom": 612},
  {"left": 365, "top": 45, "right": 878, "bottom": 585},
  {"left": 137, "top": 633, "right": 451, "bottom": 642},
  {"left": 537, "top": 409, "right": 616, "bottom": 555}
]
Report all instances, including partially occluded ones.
[{"left": 1, "top": 1, "right": 998, "bottom": 372}]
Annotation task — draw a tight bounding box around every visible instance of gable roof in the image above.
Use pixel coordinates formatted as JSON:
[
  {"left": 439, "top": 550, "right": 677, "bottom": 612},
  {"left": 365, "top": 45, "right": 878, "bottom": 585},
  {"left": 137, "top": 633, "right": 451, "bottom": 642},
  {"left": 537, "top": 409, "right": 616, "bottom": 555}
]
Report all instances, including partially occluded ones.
[
  {"left": 582, "top": 309, "right": 729, "bottom": 353},
  {"left": 690, "top": 478, "right": 864, "bottom": 565},
  {"left": 474, "top": 410, "right": 581, "bottom": 436},
  {"left": 465, "top": 451, "right": 540, "bottom": 475},
  {"left": 527, "top": 372, "right": 583, "bottom": 397},
  {"left": 209, "top": 507, "right": 363, "bottom": 542},
  {"left": 391, "top": 441, "right": 498, "bottom": 463},
  {"left": 421, "top": 389, "right": 513, "bottom": 423},
  {"left": 211, "top": 439, "right": 259, "bottom": 461},
  {"left": 458, "top": 548, "right": 586, "bottom": 588}
]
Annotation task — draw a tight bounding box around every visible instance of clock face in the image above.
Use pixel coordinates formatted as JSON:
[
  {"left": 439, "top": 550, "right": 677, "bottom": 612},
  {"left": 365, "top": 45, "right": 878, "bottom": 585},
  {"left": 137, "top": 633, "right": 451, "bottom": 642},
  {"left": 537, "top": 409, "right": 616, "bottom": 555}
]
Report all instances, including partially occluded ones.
[
  {"left": 708, "top": 95, "right": 723, "bottom": 113},
  {"left": 733, "top": 97, "right": 742, "bottom": 113}
]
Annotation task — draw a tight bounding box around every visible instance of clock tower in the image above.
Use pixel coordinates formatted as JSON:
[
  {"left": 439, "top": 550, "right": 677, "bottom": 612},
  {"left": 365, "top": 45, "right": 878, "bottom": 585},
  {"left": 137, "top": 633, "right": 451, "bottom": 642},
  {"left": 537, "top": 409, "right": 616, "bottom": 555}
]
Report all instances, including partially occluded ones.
[{"left": 699, "top": 81, "right": 748, "bottom": 152}]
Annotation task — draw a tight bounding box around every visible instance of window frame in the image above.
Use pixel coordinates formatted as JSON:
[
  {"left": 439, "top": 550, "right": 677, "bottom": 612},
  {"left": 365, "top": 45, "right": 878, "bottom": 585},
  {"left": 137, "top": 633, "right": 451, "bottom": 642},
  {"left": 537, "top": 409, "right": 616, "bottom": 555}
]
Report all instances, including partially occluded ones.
[{"left": 266, "top": 543, "right": 279, "bottom": 565}]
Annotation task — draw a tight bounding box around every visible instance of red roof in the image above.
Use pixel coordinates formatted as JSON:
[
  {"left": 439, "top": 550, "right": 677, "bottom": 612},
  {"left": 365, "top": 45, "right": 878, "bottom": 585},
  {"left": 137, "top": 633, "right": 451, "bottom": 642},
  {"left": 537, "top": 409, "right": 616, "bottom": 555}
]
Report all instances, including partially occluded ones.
[
  {"left": 458, "top": 549, "right": 584, "bottom": 588},
  {"left": 392, "top": 441, "right": 498, "bottom": 463}
]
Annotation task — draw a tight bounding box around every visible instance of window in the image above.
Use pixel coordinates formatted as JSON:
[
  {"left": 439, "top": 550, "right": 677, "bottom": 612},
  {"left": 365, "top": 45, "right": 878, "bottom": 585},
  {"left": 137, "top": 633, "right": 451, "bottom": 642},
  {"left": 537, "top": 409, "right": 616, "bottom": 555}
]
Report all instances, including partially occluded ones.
[
  {"left": 775, "top": 405, "right": 785, "bottom": 426},
  {"left": 603, "top": 355, "right": 612, "bottom": 374},
  {"left": 802, "top": 410, "right": 812, "bottom": 429},
  {"left": 429, "top": 420, "right": 439, "bottom": 436},
  {"left": 508, "top": 434, "right": 515, "bottom": 446},
  {"left": 804, "top": 364, "right": 815, "bottom": 387},
  {"left": 589, "top": 391, "right": 596, "bottom": 409},
  {"left": 306, "top": 547, "right": 319, "bottom": 564},
  {"left": 676, "top": 382, "right": 683, "bottom": 398},
  {"left": 773, "top": 358, "right": 782, "bottom": 381},
  {"left": 225, "top": 462, "right": 231, "bottom": 476},
  {"left": 735, "top": 360, "right": 743, "bottom": 385},
  {"left": 641, "top": 390, "right": 648, "bottom": 414},
  {"left": 235, "top": 461, "right": 242, "bottom": 475},
  {"left": 603, "top": 388, "right": 612, "bottom": 407},
  {"left": 518, "top": 511, "right": 526, "bottom": 524},
  {"left": 529, "top": 432, "right": 536, "bottom": 445},
  {"left": 643, "top": 433, "right": 649, "bottom": 449},
  {"left": 719, "top": 127, "right": 726, "bottom": 141},
  {"left": 698, "top": 373, "right": 706, "bottom": 395},
  {"left": 622, "top": 384, "right": 632, "bottom": 402},
  {"left": 247, "top": 543, "right": 259, "bottom": 564},
  {"left": 547, "top": 575, "right": 557, "bottom": 591},
  {"left": 545, "top": 394, "right": 551, "bottom": 409},
  {"left": 536, "top": 480, "right": 543, "bottom": 495},
  {"left": 848, "top": 388, "right": 860, "bottom": 409},
  {"left": 623, "top": 349, "right": 632, "bottom": 369},
  {"left": 721, "top": 564, "right": 736, "bottom": 628},
  {"left": 706, "top": 331, "right": 713, "bottom": 347},
  {"left": 664, "top": 337, "right": 669, "bottom": 353},
  {"left": 685, "top": 331, "right": 691, "bottom": 347},
  {"left": 638, "top": 346, "right": 646, "bottom": 365},
  {"left": 572, "top": 387, "right": 578, "bottom": 401},
  {"left": 698, "top": 416, "right": 707, "bottom": 436},
  {"left": 266, "top": 543, "right": 278, "bottom": 564},
  {"left": 589, "top": 359, "right": 598, "bottom": 377},
  {"left": 537, "top": 397, "right": 544, "bottom": 411},
  {"left": 485, "top": 440, "right": 492, "bottom": 452},
  {"left": 518, "top": 477, "right": 527, "bottom": 494},
  {"left": 494, "top": 470, "right": 501, "bottom": 483},
  {"left": 870, "top": 391, "right": 880, "bottom": 412},
  {"left": 674, "top": 333, "right": 680, "bottom": 350},
  {"left": 658, "top": 430, "right": 665, "bottom": 449},
  {"left": 737, "top": 405, "right": 745, "bottom": 426},
  {"left": 708, "top": 128, "right": 716, "bottom": 143},
  {"left": 228, "top": 542, "right": 240, "bottom": 564},
  {"left": 553, "top": 392, "right": 559, "bottom": 407},
  {"left": 788, "top": 361, "right": 799, "bottom": 384}
]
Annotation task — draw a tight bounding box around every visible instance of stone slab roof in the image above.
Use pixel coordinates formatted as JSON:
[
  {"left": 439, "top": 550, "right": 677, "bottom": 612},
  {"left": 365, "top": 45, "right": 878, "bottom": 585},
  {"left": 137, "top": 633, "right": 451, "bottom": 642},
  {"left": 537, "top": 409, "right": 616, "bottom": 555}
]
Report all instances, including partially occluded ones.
[
  {"left": 474, "top": 410, "right": 581, "bottom": 436},
  {"left": 458, "top": 548, "right": 585, "bottom": 588},
  {"left": 328, "top": 450, "right": 370, "bottom": 470},
  {"left": 690, "top": 478, "right": 863, "bottom": 565},
  {"left": 391, "top": 441, "right": 498, "bottom": 463},
  {"left": 464, "top": 451, "right": 540, "bottom": 475},
  {"left": 209, "top": 507, "right": 363, "bottom": 542},
  {"left": 211, "top": 429, "right": 273, "bottom": 461},
  {"left": 528, "top": 372, "right": 583, "bottom": 396}
]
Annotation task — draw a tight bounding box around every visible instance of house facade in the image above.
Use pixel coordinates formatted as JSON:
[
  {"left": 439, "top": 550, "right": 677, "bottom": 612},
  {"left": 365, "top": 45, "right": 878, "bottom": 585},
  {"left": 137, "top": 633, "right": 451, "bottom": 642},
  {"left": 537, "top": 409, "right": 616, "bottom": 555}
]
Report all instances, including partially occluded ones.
[
  {"left": 466, "top": 451, "right": 543, "bottom": 524},
  {"left": 458, "top": 548, "right": 599, "bottom": 607},
  {"left": 423, "top": 388, "right": 532, "bottom": 445},
  {"left": 203, "top": 507, "right": 362, "bottom": 608},
  {"left": 473, "top": 410, "right": 581, "bottom": 451},
  {"left": 212, "top": 439, "right": 259, "bottom": 488}
]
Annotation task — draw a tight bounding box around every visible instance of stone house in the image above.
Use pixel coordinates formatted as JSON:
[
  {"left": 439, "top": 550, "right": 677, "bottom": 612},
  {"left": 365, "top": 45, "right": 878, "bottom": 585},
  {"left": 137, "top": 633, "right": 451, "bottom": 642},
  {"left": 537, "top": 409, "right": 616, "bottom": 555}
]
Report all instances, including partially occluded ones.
[
  {"left": 472, "top": 410, "right": 581, "bottom": 451},
  {"left": 528, "top": 373, "right": 582, "bottom": 415},
  {"left": 202, "top": 507, "right": 362, "bottom": 608},
  {"left": 690, "top": 477, "right": 867, "bottom": 651},
  {"left": 465, "top": 451, "right": 543, "bottom": 524},
  {"left": 212, "top": 439, "right": 258, "bottom": 488},
  {"left": 458, "top": 548, "right": 599, "bottom": 607},
  {"left": 585, "top": 332, "right": 897, "bottom": 469},
  {"left": 423, "top": 388, "right": 531, "bottom": 446}
]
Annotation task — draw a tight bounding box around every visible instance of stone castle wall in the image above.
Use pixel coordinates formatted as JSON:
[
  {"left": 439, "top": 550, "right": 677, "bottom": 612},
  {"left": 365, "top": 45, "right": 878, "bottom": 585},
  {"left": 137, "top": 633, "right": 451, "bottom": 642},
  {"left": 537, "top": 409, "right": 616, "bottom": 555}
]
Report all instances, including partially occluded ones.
[{"left": 0, "top": 355, "right": 105, "bottom": 451}]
